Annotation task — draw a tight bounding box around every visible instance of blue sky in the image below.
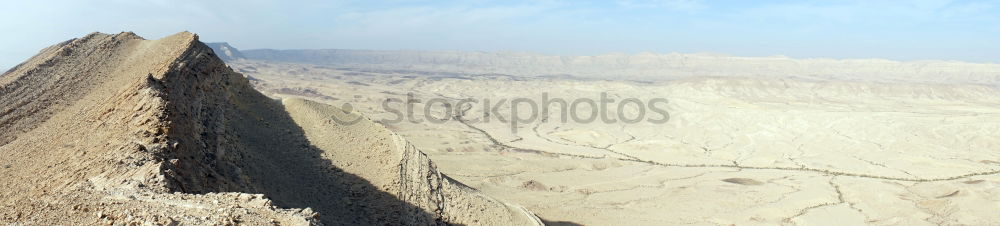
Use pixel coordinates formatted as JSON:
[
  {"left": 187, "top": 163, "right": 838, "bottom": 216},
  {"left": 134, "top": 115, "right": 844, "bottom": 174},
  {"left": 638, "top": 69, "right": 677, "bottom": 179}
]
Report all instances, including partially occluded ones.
[{"left": 1, "top": 0, "right": 998, "bottom": 69}]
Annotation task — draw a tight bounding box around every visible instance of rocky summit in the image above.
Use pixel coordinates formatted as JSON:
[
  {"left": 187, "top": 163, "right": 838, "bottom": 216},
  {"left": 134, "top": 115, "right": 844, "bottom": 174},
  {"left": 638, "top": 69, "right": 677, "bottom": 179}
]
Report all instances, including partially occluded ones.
[{"left": 0, "top": 32, "right": 541, "bottom": 225}]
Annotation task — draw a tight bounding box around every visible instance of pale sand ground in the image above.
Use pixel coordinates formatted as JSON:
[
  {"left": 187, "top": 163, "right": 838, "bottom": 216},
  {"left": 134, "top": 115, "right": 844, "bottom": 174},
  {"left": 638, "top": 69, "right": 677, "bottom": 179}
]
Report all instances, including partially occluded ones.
[{"left": 233, "top": 60, "right": 1000, "bottom": 226}]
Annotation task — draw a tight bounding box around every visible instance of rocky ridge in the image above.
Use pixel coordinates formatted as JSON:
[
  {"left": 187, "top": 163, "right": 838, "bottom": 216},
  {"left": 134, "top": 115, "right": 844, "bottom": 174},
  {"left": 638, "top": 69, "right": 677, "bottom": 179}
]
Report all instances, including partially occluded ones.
[{"left": 0, "top": 32, "right": 541, "bottom": 225}]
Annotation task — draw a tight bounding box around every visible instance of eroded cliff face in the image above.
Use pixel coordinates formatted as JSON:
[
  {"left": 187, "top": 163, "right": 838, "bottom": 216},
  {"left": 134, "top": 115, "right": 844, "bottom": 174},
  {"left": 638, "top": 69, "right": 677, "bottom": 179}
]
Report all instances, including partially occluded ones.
[
  {"left": 282, "top": 98, "right": 543, "bottom": 225},
  {"left": 0, "top": 31, "right": 540, "bottom": 225}
]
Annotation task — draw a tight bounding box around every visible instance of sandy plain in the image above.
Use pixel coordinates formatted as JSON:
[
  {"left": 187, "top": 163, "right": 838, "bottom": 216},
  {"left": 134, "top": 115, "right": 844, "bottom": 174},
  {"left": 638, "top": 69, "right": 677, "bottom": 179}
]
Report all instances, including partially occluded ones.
[{"left": 230, "top": 58, "right": 1000, "bottom": 226}]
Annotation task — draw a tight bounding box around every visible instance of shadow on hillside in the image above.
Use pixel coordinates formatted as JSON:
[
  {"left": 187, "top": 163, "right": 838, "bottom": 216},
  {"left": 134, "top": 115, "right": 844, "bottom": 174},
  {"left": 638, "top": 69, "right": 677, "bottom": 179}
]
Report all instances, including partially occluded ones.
[
  {"left": 166, "top": 85, "right": 459, "bottom": 225},
  {"left": 540, "top": 217, "right": 585, "bottom": 226},
  {"left": 240, "top": 99, "right": 461, "bottom": 225}
]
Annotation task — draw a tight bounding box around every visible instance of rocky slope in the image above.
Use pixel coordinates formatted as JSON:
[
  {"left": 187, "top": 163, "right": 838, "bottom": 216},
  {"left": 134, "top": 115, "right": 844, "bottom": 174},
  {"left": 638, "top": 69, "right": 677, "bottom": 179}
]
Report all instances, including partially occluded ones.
[{"left": 0, "top": 32, "right": 541, "bottom": 225}]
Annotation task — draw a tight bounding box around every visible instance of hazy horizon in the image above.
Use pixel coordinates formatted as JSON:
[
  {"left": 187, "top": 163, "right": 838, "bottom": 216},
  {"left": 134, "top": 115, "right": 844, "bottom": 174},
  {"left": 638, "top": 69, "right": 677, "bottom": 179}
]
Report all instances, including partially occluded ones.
[{"left": 2, "top": 0, "right": 999, "bottom": 69}]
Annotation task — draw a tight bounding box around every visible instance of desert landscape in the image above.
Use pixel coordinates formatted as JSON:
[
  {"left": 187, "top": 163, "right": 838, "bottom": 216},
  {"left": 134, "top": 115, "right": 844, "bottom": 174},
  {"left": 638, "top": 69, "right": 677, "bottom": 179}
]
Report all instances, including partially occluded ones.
[
  {"left": 191, "top": 43, "right": 1000, "bottom": 225},
  {"left": 1, "top": 29, "right": 998, "bottom": 225},
  {"left": 2, "top": 1, "right": 1000, "bottom": 224}
]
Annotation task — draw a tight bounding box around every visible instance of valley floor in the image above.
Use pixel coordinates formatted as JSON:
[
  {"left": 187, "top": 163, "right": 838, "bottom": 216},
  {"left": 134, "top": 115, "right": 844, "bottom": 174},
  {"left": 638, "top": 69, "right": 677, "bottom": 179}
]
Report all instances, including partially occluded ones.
[{"left": 234, "top": 60, "right": 1000, "bottom": 226}]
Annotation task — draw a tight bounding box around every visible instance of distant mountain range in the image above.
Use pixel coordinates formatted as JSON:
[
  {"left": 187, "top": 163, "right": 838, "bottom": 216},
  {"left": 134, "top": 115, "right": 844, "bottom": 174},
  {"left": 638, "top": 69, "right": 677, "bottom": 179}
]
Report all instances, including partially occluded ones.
[
  {"left": 204, "top": 42, "right": 245, "bottom": 61},
  {"left": 207, "top": 43, "right": 1000, "bottom": 84}
]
